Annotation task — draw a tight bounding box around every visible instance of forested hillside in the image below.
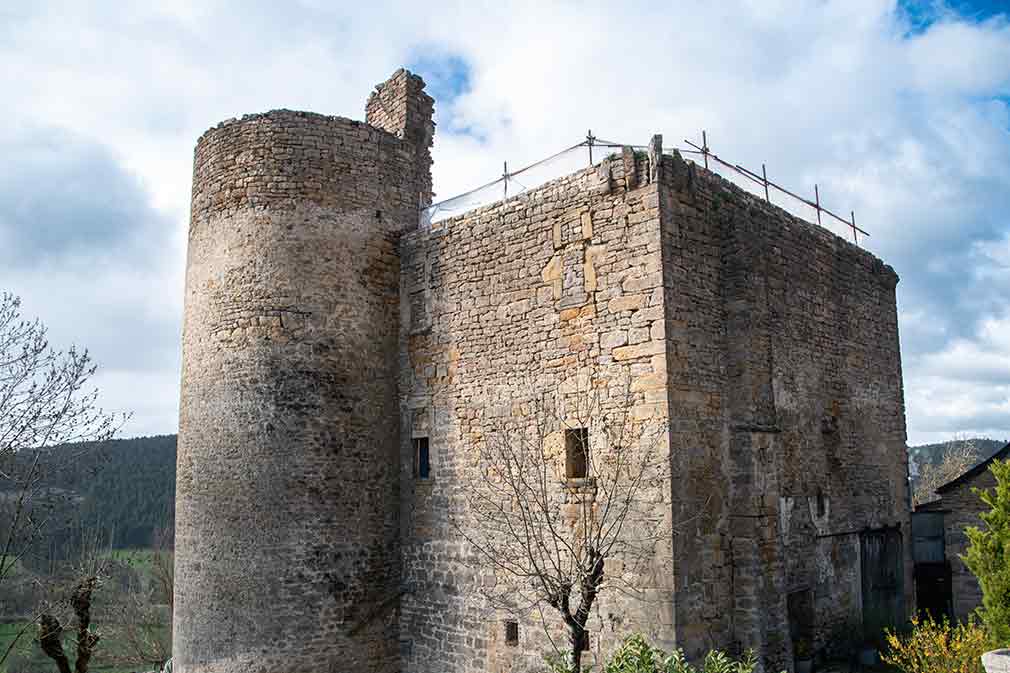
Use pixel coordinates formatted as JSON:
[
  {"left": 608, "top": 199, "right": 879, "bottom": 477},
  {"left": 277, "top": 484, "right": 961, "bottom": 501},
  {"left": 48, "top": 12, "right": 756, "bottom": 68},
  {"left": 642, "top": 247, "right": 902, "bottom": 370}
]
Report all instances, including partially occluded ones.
[
  {"left": 10, "top": 434, "right": 178, "bottom": 551},
  {"left": 908, "top": 437, "right": 1007, "bottom": 471},
  {"left": 72, "top": 434, "right": 177, "bottom": 548}
]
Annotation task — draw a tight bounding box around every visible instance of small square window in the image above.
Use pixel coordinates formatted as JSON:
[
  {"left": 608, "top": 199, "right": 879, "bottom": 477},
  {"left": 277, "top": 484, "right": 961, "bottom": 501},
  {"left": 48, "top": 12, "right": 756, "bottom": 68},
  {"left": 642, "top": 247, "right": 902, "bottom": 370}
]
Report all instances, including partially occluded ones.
[
  {"left": 565, "top": 428, "right": 589, "bottom": 479},
  {"left": 505, "top": 620, "right": 519, "bottom": 646},
  {"left": 414, "top": 437, "right": 430, "bottom": 479}
]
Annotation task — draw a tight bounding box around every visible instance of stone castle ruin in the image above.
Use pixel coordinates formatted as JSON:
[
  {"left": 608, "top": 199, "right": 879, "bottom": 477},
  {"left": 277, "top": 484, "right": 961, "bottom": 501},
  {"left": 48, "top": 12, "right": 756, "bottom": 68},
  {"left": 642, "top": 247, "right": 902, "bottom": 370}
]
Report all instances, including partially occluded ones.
[{"left": 174, "top": 69, "right": 911, "bottom": 673}]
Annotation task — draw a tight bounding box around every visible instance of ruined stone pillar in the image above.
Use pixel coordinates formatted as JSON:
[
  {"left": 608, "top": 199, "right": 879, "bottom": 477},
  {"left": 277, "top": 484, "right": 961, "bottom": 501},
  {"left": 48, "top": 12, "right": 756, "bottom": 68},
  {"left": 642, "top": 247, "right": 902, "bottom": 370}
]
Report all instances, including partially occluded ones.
[
  {"left": 366, "top": 68, "right": 435, "bottom": 208},
  {"left": 175, "top": 72, "right": 432, "bottom": 673}
]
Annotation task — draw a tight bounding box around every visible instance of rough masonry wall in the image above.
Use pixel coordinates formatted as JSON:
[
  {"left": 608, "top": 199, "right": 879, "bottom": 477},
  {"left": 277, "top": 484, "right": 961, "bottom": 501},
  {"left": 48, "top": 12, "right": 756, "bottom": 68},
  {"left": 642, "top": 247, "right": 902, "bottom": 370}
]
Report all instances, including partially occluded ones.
[
  {"left": 366, "top": 68, "right": 435, "bottom": 208},
  {"left": 176, "top": 106, "right": 420, "bottom": 673},
  {"left": 942, "top": 472, "right": 994, "bottom": 621},
  {"left": 396, "top": 146, "right": 909, "bottom": 673},
  {"left": 658, "top": 156, "right": 734, "bottom": 660},
  {"left": 659, "top": 152, "right": 910, "bottom": 671},
  {"left": 398, "top": 153, "right": 677, "bottom": 673}
]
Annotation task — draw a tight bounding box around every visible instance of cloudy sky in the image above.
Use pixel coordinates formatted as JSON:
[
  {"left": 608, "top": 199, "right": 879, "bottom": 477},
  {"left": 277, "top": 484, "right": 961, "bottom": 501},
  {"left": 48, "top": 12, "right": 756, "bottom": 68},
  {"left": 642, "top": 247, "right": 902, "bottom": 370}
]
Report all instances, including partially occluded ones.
[{"left": 1, "top": 0, "right": 1008, "bottom": 446}]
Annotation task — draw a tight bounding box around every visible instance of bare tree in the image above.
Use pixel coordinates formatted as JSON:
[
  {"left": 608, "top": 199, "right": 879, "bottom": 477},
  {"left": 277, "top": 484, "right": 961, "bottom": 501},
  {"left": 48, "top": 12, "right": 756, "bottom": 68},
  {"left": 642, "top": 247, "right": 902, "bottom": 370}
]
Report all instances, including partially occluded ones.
[
  {"left": 105, "top": 524, "right": 174, "bottom": 668},
  {"left": 913, "top": 436, "right": 981, "bottom": 506},
  {"left": 0, "top": 293, "right": 124, "bottom": 669},
  {"left": 36, "top": 524, "right": 115, "bottom": 673},
  {"left": 452, "top": 381, "right": 672, "bottom": 672}
]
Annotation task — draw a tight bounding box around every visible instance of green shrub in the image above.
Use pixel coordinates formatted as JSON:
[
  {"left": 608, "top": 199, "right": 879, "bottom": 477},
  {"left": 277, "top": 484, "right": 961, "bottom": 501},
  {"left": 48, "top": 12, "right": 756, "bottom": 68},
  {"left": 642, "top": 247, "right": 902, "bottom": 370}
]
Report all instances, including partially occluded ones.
[
  {"left": 665, "top": 649, "right": 759, "bottom": 673},
  {"left": 604, "top": 634, "right": 661, "bottom": 673},
  {"left": 597, "top": 634, "right": 769, "bottom": 673},
  {"left": 881, "top": 614, "right": 988, "bottom": 673},
  {"left": 964, "top": 458, "right": 1010, "bottom": 646}
]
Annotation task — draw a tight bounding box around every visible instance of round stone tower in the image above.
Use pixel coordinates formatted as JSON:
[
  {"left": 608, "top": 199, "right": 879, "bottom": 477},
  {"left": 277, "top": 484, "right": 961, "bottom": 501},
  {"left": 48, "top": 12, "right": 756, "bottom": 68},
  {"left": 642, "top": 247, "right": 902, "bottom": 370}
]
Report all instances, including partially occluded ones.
[{"left": 174, "top": 70, "right": 433, "bottom": 673}]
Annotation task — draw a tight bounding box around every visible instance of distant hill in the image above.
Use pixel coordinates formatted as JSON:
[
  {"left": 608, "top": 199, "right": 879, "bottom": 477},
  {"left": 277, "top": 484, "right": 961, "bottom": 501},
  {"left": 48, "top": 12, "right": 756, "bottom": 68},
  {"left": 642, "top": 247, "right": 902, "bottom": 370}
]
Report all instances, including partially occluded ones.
[
  {"left": 906, "top": 438, "right": 1008, "bottom": 505},
  {"left": 71, "top": 434, "right": 177, "bottom": 548},
  {"left": 6, "top": 434, "right": 179, "bottom": 551},
  {"left": 908, "top": 437, "right": 1007, "bottom": 472}
]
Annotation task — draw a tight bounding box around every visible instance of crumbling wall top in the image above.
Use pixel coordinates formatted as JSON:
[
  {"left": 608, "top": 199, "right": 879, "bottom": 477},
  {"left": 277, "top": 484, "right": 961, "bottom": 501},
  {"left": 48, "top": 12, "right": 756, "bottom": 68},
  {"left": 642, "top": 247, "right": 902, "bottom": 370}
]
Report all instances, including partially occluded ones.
[{"left": 366, "top": 68, "right": 435, "bottom": 207}]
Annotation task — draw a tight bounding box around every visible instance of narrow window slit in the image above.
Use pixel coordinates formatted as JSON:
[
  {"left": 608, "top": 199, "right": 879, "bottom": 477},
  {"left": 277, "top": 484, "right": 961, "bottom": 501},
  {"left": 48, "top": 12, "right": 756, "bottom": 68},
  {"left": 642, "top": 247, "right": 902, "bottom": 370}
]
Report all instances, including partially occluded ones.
[
  {"left": 414, "top": 437, "right": 430, "bottom": 479},
  {"left": 565, "top": 428, "right": 589, "bottom": 479},
  {"left": 505, "top": 620, "right": 518, "bottom": 646}
]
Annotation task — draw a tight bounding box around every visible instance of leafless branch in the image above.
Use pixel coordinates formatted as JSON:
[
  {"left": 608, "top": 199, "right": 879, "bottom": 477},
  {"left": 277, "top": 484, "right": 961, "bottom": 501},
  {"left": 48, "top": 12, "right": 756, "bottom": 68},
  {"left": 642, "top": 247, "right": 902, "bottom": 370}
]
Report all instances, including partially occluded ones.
[
  {"left": 451, "top": 376, "right": 675, "bottom": 671},
  {"left": 913, "top": 435, "right": 981, "bottom": 506},
  {"left": 0, "top": 293, "right": 127, "bottom": 670}
]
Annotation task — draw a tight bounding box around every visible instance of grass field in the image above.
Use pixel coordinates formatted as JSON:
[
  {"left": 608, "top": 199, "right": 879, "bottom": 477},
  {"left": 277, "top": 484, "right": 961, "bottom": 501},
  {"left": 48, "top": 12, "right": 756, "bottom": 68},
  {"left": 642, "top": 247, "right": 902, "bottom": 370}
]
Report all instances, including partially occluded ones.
[
  {"left": 0, "top": 547, "right": 171, "bottom": 673},
  {"left": 100, "top": 547, "right": 163, "bottom": 573},
  {"left": 0, "top": 618, "right": 169, "bottom": 673}
]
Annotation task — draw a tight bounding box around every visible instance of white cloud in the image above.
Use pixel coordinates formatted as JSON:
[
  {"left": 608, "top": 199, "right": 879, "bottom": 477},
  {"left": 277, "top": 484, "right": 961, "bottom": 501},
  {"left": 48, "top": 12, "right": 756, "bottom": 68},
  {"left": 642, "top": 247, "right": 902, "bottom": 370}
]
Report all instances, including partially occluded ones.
[{"left": 0, "top": 0, "right": 1008, "bottom": 444}]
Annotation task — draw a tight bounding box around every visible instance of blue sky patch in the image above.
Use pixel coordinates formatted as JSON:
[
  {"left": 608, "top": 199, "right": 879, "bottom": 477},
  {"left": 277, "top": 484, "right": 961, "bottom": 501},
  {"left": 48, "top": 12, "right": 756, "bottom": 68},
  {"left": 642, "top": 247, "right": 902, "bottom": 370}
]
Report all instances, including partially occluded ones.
[
  {"left": 407, "top": 50, "right": 473, "bottom": 104},
  {"left": 899, "top": 0, "right": 1009, "bottom": 35},
  {"left": 406, "top": 49, "right": 489, "bottom": 141}
]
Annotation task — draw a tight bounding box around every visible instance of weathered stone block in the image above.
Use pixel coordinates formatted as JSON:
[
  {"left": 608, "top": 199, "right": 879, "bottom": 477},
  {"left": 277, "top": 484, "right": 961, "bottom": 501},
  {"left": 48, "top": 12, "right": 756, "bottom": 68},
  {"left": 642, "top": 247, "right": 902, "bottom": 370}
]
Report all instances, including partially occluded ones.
[
  {"left": 601, "top": 330, "right": 628, "bottom": 350},
  {"left": 608, "top": 294, "right": 647, "bottom": 313},
  {"left": 612, "top": 340, "right": 666, "bottom": 361}
]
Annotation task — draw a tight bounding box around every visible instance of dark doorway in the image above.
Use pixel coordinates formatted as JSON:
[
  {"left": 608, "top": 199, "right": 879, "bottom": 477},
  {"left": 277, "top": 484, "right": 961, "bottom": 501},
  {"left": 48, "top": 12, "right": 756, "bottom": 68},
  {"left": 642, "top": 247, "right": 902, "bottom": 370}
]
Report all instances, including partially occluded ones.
[
  {"left": 914, "top": 562, "right": 953, "bottom": 622},
  {"left": 911, "top": 510, "right": 951, "bottom": 622},
  {"left": 860, "top": 527, "right": 905, "bottom": 644},
  {"left": 787, "top": 588, "right": 815, "bottom": 652}
]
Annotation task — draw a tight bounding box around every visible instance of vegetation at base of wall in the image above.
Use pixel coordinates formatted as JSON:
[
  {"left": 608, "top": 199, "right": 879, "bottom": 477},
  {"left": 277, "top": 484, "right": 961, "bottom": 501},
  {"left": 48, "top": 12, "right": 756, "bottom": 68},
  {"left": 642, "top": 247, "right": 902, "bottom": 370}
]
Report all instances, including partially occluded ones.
[
  {"left": 964, "top": 458, "right": 1010, "bottom": 646},
  {"left": 881, "top": 615, "right": 988, "bottom": 673},
  {"left": 545, "top": 634, "right": 783, "bottom": 673}
]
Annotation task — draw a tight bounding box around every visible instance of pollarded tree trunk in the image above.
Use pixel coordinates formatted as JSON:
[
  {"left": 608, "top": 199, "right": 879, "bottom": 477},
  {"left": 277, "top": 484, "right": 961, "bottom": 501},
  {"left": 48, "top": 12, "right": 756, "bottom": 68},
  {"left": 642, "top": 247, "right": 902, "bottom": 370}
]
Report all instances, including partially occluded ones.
[
  {"left": 560, "top": 551, "right": 604, "bottom": 672},
  {"left": 38, "top": 576, "right": 101, "bottom": 673},
  {"left": 71, "top": 577, "right": 100, "bottom": 673},
  {"left": 38, "top": 615, "right": 72, "bottom": 673},
  {"left": 569, "top": 627, "right": 584, "bottom": 673}
]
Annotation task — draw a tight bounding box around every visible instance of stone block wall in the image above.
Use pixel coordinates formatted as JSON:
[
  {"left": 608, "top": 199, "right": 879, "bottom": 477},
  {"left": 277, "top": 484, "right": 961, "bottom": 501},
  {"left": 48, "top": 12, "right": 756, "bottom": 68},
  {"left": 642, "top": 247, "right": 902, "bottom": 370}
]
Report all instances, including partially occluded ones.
[
  {"left": 941, "top": 471, "right": 994, "bottom": 621},
  {"left": 658, "top": 152, "right": 734, "bottom": 659},
  {"left": 398, "top": 151, "right": 677, "bottom": 673},
  {"left": 398, "top": 145, "right": 909, "bottom": 673},
  {"left": 658, "top": 151, "right": 910, "bottom": 670}
]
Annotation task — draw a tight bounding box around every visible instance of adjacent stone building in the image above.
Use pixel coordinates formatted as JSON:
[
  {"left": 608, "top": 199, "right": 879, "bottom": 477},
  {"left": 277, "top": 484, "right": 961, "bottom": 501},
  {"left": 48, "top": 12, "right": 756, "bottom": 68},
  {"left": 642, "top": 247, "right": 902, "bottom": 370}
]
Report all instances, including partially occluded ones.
[
  {"left": 934, "top": 443, "right": 1010, "bottom": 621},
  {"left": 175, "top": 69, "right": 912, "bottom": 673}
]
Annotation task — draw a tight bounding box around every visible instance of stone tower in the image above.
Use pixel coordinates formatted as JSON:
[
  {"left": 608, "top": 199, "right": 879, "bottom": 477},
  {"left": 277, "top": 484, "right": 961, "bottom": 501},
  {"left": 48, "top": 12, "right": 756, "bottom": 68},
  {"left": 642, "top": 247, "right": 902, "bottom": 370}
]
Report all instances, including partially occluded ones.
[{"left": 174, "top": 69, "right": 433, "bottom": 673}]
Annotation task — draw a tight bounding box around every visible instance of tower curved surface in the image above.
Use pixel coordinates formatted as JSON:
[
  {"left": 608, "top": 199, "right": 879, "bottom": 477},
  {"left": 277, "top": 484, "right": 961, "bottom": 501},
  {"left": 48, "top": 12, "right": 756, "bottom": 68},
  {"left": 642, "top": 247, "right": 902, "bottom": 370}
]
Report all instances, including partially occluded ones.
[{"left": 175, "top": 110, "right": 414, "bottom": 673}]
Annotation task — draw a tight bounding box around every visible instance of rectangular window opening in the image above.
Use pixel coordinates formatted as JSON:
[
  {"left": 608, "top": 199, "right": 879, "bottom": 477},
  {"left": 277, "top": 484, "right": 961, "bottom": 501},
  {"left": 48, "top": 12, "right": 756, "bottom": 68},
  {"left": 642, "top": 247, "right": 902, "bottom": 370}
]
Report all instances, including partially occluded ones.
[
  {"left": 414, "top": 437, "right": 430, "bottom": 479},
  {"left": 579, "top": 631, "right": 590, "bottom": 651},
  {"left": 565, "top": 428, "right": 589, "bottom": 479},
  {"left": 505, "top": 620, "right": 519, "bottom": 646}
]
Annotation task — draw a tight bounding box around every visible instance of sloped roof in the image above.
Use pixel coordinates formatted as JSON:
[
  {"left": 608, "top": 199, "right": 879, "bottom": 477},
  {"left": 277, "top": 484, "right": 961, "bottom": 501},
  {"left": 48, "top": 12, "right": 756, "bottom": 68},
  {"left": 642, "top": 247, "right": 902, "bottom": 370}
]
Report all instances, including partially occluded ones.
[
  {"left": 914, "top": 497, "right": 946, "bottom": 512},
  {"left": 936, "top": 442, "right": 1010, "bottom": 494}
]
